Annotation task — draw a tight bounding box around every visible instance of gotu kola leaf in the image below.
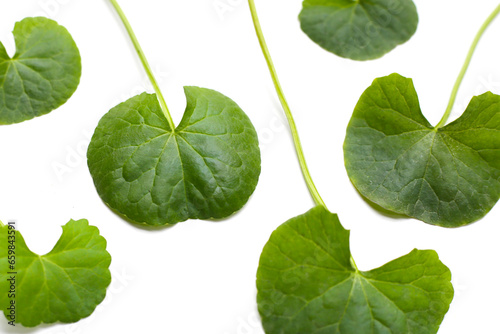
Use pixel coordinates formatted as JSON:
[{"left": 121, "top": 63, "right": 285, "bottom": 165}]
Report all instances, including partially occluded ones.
[
  {"left": 87, "top": 88, "right": 261, "bottom": 226},
  {"left": 299, "top": 0, "right": 418, "bottom": 60},
  {"left": 0, "top": 219, "right": 111, "bottom": 327},
  {"left": 0, "top": 17, "right": 81, "bottom": 124},
  {"left": 344, "top": 73, "right": 500, "bottom": 227},
  {"left": 257, "top": 206, "right": 454, "bottom": 334}
]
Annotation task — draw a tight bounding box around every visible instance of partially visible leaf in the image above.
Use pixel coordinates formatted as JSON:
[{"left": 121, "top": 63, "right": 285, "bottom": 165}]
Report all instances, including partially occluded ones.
[
  {"left": 257, "top": 206, "right": 454, "bottom": 334},
  {"left": 0, "top": 219, "right": 111, "bottom": 327},
  {"left": 87, "top": 88, "right": 261, "bottom": 226},
  {"left": 0, "top": 17, "right": 81, "bottom": 124},
  {"left": 299, "top": 0, "right": 418, "bottom": 60},
  {"left": 344, "top": 73, "right": 500, "bottom": 227}
]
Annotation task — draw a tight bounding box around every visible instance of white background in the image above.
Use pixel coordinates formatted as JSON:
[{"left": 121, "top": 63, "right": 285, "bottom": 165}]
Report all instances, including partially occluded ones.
[{"left": 0, "top": 0, "right": 499, "bottom": 333}]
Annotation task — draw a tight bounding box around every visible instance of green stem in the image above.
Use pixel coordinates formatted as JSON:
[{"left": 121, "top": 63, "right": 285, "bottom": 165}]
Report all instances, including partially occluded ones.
[
  {"left": 108, "top": 0, "right": 176, "bottom": 131},
  {"left": 248, "top": 0, "right": 325, "bottom": 208},
  {"left": 248, "top": 0, "right": 361, "bottom": 269},
  {"left": 350, "top": 257, "right": 359, "bottom": 272},
  {"left": 436, "top": 4, "right": 500, "bottom": 129}
]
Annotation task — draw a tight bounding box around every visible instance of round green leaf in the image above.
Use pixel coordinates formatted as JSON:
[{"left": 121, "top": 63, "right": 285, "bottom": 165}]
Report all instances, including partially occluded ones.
[
  {"left": 344, "top": 73, "right": 500, "bottom": 227},
  {"left": 0, "top": 219, "right": 111, "bottom": 327},
  {"left": 87, "top": 88, "right": 261, "bottom": 226},
  {"left": 299, "top": 0, "right": 418, "bottom": 60},
  {"left": 257, "top": 206, "right": 454, "bottom": 334},
  {"left": 0, "top": 17, "right": 81, "bottom": 124}
]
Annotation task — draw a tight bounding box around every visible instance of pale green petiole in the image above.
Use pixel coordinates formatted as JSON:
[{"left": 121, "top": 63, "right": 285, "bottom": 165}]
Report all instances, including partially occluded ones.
[
  {"left": 108, "top": 0, "right": 176, "bottom": 131},
  {"left": 437, "top": 4, "right": 500, "bottom": 129},
  {"left": 248, "top": 0, "right": 326, "bottom": 209},
  {"left": 247, "top": 0, "right": 365, "bottom": 269}
]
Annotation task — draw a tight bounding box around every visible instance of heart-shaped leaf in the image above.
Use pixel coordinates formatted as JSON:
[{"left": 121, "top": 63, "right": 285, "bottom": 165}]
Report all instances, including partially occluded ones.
[
  {"left": 87, "top": 88, "right": 261, "bottom": 226},
  {"left": 257, "top": 206, "right": 454, "bottom": 333},
  {"left": 0, "top": 219, "right": 111, "bottom": 327},
  {"left": 0, "top": 17, "right": 81, "bottom": 124},
  {"left": 299, "top": 0, "right": 418, "bottom": 60},
  {"left": 344, "top": 73, "right": 500, "bottom": 227}
]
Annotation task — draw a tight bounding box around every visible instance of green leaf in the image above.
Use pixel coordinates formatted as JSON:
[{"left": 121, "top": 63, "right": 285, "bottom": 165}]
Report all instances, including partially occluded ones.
[
  {"left": 0, "top": 219, "right": 111, "bottom": 327},
  {"left": 0, "top": 17, "right": 81, "bottom": 125},
  {"left": 344, "top": 73, "right": 500, "bottom": 227},
  {"left": 299, "top": 0, "right": 418, "bottom": 60},
  {"left": 87, "top": 88, "right": 261, "bottom": 226},
  {"left": 257, "top": 206, "right": 454, "bottom": 334}
]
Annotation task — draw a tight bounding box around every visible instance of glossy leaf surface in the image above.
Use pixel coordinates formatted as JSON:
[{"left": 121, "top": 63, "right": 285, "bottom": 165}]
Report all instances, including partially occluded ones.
[
  {"left": 299, "top": 0, "right": 418, "bottom": 60},
  {"left": 88, "top": 88, "right": 261, "bottom": 226},
  {"left": 0, "top": 17, "right": 81, "bottom": 124},
  {"left": 344, "top": 73, "right": 500, "bottom": 227},
  {"left": 0, "top": 219, "right": 111, "bottom": 327},
  {"left": 257, "top": 206, "right": 454, "bottom": 333}
]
